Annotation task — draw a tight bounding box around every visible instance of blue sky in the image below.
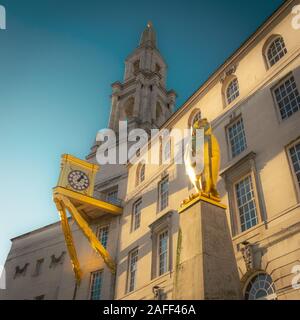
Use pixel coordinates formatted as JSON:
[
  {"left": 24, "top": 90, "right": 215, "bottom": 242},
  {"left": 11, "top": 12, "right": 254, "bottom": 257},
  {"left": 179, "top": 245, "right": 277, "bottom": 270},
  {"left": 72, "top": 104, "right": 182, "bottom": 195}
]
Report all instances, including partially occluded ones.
[{"left": 0, "top": 0, "right": 284, "bottom": 266}]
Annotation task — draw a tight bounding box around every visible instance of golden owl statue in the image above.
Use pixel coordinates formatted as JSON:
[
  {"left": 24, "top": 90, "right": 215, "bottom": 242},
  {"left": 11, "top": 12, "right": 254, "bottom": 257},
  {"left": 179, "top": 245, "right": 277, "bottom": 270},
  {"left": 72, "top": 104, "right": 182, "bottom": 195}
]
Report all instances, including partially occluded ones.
[{"left": 184, "top": 118, "right": 221, "bottom": 202}]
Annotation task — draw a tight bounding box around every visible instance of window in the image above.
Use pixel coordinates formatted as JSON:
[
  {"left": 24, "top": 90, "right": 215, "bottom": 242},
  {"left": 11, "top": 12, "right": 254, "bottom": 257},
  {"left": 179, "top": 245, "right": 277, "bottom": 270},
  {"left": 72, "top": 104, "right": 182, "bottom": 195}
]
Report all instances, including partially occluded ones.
[
  {"left": 158, "top": 230, "right": 169, "bottom": 276},
  {"left": 136, "top": 163, "right": 145, "bottom": 185},
  {"left": 289, "top": 141, "right": 300, "bottom": 191},
  {"left": 159, "top": 177, "right": 169, "bottom": 211},
  {"left": 245, "top": 273, "right": 276, "bottom": 300},
  {"left": 90, "top": 270, "right": 103, "bottom": 300},
  {"left": 133, "top": 60, "right": 140, "bottom": 73},
  {"left": 226, "top": 78, "right": 240, "bottom": 105},
  {"left": 221, "top": 152, "right": 263, "bottom": 236},
  {"left": 163, "top": 140, "right": 171, "bottom": 163},
  {"left": 128, "top": 248, "right": 138, "bottom": 292},
  {"left": 107, "top": 189, "right": 118, "bottom": 202},
  {"left": 124, "top": 97, "right": 134, "bottom": 120},
  {"left": 149, "top": 211, "right": 173, "bottom": 279},
  {"left": 235, "top": 175, "right": 258, "bottom": 232},
  {"left": 227, "top": 118, "right": 247, "bottom": 158},
  {"left": 266, "top": 36, "right": 287, "bottom": 68},
  {"left": 132, "top": 199, "right": 142, "bottom": 231},
  {"left": 156, "top": 102, "right": 163, "bottom": 120},
  {"left": 273, "top": 75, "right": 300, "bottom": 120},
  {"left": 155, "top": 63, "right": 161, "bottom": 74},
  {"left": 140, "top": 164, "right": 145, "bottom": 182},
  {"left": 96, "top": 225, "right": 109, "bottom": 249},
  {"left": 191, "top": 111, "right": 201, "bottom": 127}
]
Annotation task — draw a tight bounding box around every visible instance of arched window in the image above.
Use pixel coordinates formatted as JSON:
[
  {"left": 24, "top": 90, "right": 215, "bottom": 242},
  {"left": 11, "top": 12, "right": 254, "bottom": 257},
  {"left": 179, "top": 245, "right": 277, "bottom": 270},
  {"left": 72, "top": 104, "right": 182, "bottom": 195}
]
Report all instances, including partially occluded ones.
[
  {"left": 188, "top": 109, "right": 201, "bottom": 128},
  {"left": 140, "top": 164, "right": 145, "bottom": 182},
  {"left": 136, "top": 163, "right": 145, "bottom": 186},
  {"left": 245, "top": 273, "right": 277, "bottom": 300},
  {"left": 133, "top": 60, "right": 140, "bottom": 74},
  {"left": 226, "top": 78, "right": 240, "bottom": 105},
  {"left": 191, "top": 111, "right": 201, "bottom": 127},
  {"left": 163, "top": 139, "right": 171, "bottom": 163},
  {"left": 124, "top": 97, "right": 134, "bottom": 120},
  {"left": 265, "top": 36, "right": 287, "bottom": 68},
  {"left": 156, "top": 102, "right": 162, "bottom": 120}
]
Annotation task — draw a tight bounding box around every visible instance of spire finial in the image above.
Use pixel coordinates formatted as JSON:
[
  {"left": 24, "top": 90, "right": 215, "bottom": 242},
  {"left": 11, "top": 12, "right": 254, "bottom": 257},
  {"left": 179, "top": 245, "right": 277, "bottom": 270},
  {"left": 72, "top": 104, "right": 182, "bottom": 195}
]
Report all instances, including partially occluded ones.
[{"left": 139, "top": 21, "right": 156, "bottom": 48}]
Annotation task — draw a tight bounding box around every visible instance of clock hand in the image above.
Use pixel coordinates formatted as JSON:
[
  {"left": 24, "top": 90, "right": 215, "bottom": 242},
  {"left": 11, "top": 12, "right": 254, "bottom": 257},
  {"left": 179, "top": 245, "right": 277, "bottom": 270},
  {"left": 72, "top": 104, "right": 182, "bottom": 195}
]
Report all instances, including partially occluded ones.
[{"left": 77, "top": 174, "right": 85, "bottom": 183}]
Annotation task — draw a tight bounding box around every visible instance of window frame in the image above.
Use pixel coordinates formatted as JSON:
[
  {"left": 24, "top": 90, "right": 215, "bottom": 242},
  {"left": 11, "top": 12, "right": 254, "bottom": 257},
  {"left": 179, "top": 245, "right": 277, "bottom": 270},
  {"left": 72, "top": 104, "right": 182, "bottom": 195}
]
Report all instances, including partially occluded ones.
[
  {"left": 271, "top": 72, "right": 300, "bottom": 122},
  {"left": 132, "top": 198, "right": 142, "bottom": 231},
  {"left": 226, "top": 116, "right": 247, "bottom": 159},
  {"left": 244, "top": 272, "right": 277, "bottom": 300},
  {"left": 221, "top": 152, "right": 265, "bottom": 236},
  {"left": 233, "top": 174, "right": 259, "bottom": 233},
  {"left": 191, "top": 111, "right": 202, "bottom": 127},
  {"left": 89, "top": 269, "right": 103, "bottom": 300},
  {"left": 127, "top": 248, "right": 139, "bottom": 293},
  {"left": 265, "top": 36, "right": 287, "bottom": 69},
  {"left": 158, "top": 176, "right": 169, "bottom": 212},
  {"left": 157, "top": 229, "right": 169, "bottom": 276},
  {"left": 286, "top": 138, "right": 300, "bottom": 202},
  {"left": 149, "top": 211, "right": 173, "bottom": 279},
  {"left": 96, "top": 225, "right": 110, "bottom": 249},
  {"left": 163, "top": 139, "right": 171, "bottom": 164},
  {"left": 226, "top": 77, "right": 240, "bottom": 106},
  {"left": 136, "top": 163, "right": 146, "bottom": 186}
]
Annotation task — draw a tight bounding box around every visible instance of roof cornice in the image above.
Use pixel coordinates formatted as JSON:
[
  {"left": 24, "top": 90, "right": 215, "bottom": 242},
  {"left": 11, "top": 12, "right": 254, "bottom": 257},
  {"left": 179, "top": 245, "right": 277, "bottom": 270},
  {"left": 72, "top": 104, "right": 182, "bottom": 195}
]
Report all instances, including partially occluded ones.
[{"left": 161, "top": 0, "right": 295, "bottom": 129}]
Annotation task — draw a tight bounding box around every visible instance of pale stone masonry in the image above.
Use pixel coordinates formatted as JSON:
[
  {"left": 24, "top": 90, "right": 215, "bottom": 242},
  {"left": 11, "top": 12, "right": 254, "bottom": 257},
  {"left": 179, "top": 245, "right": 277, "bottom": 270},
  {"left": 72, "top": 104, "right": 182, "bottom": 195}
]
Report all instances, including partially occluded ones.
[{"left": 1, "top": 0, "right": 300, "bottom": 300}]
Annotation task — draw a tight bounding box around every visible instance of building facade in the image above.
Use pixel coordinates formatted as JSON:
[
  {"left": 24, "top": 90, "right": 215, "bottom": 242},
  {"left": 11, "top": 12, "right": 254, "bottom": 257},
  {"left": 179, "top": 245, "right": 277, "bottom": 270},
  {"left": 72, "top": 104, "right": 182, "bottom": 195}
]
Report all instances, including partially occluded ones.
[{"left": 1, "top": 0, "right": 300, "bottom": 300}]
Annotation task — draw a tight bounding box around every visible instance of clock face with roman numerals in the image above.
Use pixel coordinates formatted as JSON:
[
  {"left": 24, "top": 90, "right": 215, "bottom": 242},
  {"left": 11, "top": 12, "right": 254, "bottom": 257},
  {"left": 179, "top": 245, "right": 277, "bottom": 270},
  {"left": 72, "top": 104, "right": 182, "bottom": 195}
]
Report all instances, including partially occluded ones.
[{"left": 68, "top": 170, "right": 90, "bottom": 191}]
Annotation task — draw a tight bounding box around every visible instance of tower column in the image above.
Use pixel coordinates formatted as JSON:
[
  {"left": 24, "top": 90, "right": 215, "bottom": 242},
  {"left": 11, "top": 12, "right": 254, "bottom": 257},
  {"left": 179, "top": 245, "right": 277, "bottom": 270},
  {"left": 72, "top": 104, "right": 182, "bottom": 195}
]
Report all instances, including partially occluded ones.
[{"left": 133, "top": 81, "right": 142, "bottom": 118}]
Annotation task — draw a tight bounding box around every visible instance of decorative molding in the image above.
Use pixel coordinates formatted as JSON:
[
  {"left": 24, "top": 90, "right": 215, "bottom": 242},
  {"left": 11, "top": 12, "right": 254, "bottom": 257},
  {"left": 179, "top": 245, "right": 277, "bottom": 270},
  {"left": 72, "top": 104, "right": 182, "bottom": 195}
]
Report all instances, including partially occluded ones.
[
  {"left": 220, "top": 64, "right": 238, "bottom": 83},
  {"left": 241, "top": 241, "right": 254, "bottom": 271},
  {"left": 14, "top": 263, "right": 29, "bottom": 279},
  {"left": 149, "top": 211, "right": 174, "bottom": 280},
  {"left": 49, "top": 251, "right": 66, "bottom": 268}
]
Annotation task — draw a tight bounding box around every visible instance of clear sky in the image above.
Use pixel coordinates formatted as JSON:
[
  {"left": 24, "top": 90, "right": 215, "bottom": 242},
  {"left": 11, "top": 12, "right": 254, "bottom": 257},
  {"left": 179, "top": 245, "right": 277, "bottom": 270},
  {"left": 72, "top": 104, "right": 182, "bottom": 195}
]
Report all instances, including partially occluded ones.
[{"left": 0, "top": 0, "right": 284, "bottom": 266}]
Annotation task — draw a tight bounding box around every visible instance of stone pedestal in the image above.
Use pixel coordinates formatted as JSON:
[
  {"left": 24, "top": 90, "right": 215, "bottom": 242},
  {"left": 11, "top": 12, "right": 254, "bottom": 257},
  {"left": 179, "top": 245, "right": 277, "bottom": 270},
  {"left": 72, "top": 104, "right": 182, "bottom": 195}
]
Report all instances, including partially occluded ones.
[{"left": 174, "top": 196, "right": 242, "bottom": 300}]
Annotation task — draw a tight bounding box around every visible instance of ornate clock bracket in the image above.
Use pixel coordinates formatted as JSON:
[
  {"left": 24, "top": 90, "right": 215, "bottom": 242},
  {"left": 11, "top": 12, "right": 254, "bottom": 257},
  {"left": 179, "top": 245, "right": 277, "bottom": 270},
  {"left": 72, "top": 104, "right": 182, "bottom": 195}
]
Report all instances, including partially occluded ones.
[
  {"left": 53, "top": 154, "right": 122, "bottom": 285},
  {"left": 53, "top": 191, "right": 118, "bottom": 284}
]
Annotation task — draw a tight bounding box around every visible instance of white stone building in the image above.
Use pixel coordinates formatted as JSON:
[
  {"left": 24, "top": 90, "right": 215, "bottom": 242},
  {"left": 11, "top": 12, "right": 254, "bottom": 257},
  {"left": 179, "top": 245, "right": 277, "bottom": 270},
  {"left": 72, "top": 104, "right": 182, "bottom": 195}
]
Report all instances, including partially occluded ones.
[{"left": 1, "top": 0, "right": 300, "bottom": 300}]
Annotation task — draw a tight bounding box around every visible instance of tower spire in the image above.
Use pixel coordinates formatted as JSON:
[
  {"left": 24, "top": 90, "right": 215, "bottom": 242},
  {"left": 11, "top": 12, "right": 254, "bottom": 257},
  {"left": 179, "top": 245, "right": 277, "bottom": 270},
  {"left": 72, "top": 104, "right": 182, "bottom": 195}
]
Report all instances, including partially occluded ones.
[
  {"left": 107, "top": 21, "right": 176, "bottom": 133},
  {"left": 139, "top": 21, "right": 156, "bottom": 48}
]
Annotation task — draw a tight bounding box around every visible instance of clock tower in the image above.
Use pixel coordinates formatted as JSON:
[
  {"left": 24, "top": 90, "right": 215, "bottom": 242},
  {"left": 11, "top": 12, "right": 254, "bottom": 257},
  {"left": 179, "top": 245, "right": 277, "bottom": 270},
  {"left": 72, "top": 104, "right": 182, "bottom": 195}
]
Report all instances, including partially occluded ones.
[{"left": 108, "top": 21, "right": 177, "bottom": 134}]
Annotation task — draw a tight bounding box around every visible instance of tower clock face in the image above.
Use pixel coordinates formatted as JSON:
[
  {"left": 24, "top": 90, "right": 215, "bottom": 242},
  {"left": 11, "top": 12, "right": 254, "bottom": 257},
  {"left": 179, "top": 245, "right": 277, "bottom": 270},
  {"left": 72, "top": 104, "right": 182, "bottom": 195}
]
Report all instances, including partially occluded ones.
[{"left": 68, "top": 170, "right": 90, "bottom": 191}]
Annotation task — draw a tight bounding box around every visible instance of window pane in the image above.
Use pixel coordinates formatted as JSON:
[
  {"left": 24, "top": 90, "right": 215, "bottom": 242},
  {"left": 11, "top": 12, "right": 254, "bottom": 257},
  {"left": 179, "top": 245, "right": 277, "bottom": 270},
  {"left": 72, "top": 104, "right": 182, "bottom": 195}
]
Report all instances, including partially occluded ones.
[
  {"left": 192, "top": 111, "right": 201, "bottom": 127},
  {"left": 289, "top": 142, "right": 300, "bottom": 190},
  {"left": 163, "top": 140, "right": 171, "bottom": 163},
  {"left": 274, "top": 75, "right": 300, "bottom": 120},
  {"left": 158, "top": 230, "right": 168, "bottom": 276},
  {"left": 160, "top": 178, "right": 169, "bottom": 211},
  {"left": 128, "top": 249, "right": 138, "bottom": 292},
  {"left": 228, "top": 118, "right": 247, "bottom": 158},
  {"left": 97, "top": 226, "right": 109, "bottom": 249},
  {"left": 133, "top": 199, "right": 142, "bottom": 230},
  {"left": 245, "top": 274, "right": 276, "bottom": 300},
  {"left": 267, "top": 37, "right": 287, "bottom": 67},
  {"left": 226, "top": 78, "right": 240, "bottom": 105},
  {"left": 235, "top": 176, "right": 258, "bottom": 232},
  {"left": 140, "top": 164, "right": 145, "bottom": 182},
  {"left": 90, "top": 270, "right": 103, "bottom": 300}
]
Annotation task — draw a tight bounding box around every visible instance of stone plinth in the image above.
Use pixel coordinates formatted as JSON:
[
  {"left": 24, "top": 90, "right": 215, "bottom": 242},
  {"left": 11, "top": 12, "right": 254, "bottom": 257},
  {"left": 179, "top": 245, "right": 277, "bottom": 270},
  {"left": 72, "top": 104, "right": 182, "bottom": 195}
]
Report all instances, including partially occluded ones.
[{"left": 174, "top": 196, "right": 242, "bottom": 300}]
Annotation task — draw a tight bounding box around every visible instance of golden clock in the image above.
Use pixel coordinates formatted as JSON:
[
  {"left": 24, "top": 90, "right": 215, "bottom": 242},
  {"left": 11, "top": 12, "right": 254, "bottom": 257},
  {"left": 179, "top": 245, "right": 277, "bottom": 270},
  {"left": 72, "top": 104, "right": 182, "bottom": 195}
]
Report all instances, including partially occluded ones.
[{"left": 57, "top": 154, "right": 99, "bottom": 196}]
